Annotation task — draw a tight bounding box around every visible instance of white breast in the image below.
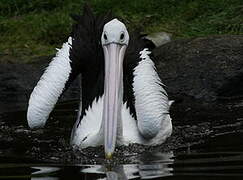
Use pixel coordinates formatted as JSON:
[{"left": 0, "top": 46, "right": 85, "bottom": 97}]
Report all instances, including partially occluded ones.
[{"left": 70, "top": 95, "right": 172, "bottom": 148}]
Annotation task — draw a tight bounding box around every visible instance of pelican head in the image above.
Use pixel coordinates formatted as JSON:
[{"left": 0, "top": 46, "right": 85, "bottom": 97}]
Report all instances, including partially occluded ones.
[
  {"left": 101, "top": 19, "right": 129, "bottom": 159},
  {"left": 101, "top": 19, "right": 129, "bottom": 46}
]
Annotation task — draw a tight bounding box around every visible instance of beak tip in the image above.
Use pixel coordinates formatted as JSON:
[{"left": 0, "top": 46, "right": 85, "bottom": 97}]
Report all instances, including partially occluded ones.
[{"left": 105, "top": 152, "right": 113, "bottom": 160}]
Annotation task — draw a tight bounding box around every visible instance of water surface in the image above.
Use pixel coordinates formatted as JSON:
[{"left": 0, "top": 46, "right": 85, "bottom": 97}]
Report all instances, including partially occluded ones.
[{"left": 0, "top": 98, "right": 243, "bottom": 179}]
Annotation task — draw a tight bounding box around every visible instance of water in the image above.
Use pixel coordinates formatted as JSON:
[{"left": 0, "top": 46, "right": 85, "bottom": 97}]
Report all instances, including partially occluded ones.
[
  {"left": 0, "top": 152, "right": 173, "bottom": 179},
  {"left": 1, "top": 151, "right": 243, "bottom": 179},
  {"left": 1, "top": 99, "right": 243, "bottom": 179}
]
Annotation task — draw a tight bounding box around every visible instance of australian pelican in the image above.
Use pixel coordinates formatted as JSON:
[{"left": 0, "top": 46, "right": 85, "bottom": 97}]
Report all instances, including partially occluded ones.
[{"left": 27, "top": 6, "right": 172, "bottom": 159}]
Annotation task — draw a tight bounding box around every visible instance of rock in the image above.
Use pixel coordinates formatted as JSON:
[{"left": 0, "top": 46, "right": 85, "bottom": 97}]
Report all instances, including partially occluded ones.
[
  {"left": 153, "top": 35, "right": 243, "bottom": 102},
  {"left": 0, "top": 57, "right": 79, "bottom": 112},
  {"left": 146, "top": 32, "right": 172, "bottom": 47}
]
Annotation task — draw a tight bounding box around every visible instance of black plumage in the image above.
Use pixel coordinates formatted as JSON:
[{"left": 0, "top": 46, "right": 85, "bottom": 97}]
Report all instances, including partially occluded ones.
[{"left": 66, "top": 5, "right": 156, "bottom": 124}]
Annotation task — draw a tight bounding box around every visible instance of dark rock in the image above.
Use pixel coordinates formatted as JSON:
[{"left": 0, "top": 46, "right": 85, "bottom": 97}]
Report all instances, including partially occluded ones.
[
  {"left": 154, "top": 35, "right": 243, "bottom": 101},
  {"left": 0, "top": 58, "right": 79, "bottom": 113}
]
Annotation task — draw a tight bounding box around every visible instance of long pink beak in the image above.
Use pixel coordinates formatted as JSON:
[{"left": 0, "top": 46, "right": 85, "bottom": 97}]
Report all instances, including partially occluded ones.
[{"left": 102, "top": 43, "right": 127, "bottom": 159}]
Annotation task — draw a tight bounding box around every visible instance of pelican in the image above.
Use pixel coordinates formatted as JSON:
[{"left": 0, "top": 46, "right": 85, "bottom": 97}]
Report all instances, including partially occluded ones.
[{"left": 27, "top": 5, "right": 172, "bottom": 158}]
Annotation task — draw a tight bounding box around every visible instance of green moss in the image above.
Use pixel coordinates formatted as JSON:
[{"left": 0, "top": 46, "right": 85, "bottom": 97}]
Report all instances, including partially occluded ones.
[{"left": 0, "top": 0, "right": 242, "bottom": 62}]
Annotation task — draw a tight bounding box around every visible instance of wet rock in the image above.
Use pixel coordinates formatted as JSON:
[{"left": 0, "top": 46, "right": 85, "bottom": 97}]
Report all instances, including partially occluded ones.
[
  {"left": 0, "top": 58, "right": 79, "bottom": 113},
  {"left": 146, "top": 32, "right": 172, "bottom": 47},
  {"left": 153, "top": 35, "right": 243, "bottom": 102}
]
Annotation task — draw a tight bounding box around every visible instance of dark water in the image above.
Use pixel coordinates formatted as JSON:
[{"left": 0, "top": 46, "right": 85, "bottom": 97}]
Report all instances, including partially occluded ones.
[
  {"left": 0, "top": 98, "right": 243, "bottom": 179},
  {"left": 1, "top": 151, "right": 243, "bottom": 179}
]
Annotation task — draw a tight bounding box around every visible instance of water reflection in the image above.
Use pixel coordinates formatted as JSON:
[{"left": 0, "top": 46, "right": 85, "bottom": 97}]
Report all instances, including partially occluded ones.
[
  {"left": 1, "top": 150, "right": 243, "bottom": 179},
  {"left": 29, "top": 152, "right": 174, "bottom": 180},
  {"left": 78, "top": 152, "right": 173, "bottom": 179},
  {"left": 31, "top": 167, "right": 60, "bottom": 180}
]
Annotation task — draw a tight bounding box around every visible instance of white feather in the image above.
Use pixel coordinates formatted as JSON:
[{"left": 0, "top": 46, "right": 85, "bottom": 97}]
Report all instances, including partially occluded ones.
[
  {"left": 70, "top": 96, "right": 140, "bottom": 147},
  {"left": 71, "top": 96, "right": 104, "bottom": 147},
  {"left": 132, "top": 48, "right": 172, "bottom": 139},
  {"left": 27, "top": 37, "right": 72, "bottom": 129},
  {"left": 72, "top": 94, "right": 172, "bottom": 147}
]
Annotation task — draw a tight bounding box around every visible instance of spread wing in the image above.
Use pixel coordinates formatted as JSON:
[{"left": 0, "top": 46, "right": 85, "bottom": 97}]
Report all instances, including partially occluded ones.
[
  {"left": 27, "top": 37, "right": 77, "bottom": 128},
  {"left": 27, "top": 4, "right": 112, "bottom": 129}
]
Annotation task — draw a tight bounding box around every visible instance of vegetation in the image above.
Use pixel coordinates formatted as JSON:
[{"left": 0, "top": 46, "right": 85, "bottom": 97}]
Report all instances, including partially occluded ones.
[{"left": 0, "top": 0, "right": 242, "bottom": 62}]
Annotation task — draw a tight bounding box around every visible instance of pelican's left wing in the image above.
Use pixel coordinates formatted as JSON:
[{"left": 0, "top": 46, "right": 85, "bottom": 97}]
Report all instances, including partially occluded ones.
[{"left": 27, "top": 37, "right": 77, "bottom": 129}]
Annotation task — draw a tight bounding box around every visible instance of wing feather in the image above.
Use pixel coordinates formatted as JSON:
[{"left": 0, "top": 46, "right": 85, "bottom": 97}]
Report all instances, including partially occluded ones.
[{"left": 27, "top": 37, "right": 73, "bottom": 128}]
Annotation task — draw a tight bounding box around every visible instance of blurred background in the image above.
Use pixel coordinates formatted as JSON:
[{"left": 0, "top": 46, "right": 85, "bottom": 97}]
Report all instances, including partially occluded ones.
[{"left": 0, "top": 0, "right": 242, "bottom": 63}]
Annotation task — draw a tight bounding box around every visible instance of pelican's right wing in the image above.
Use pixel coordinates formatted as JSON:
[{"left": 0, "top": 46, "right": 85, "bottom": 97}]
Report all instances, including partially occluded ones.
[{"left": 27, "top": 37, "right": 77, "bottom": 129}]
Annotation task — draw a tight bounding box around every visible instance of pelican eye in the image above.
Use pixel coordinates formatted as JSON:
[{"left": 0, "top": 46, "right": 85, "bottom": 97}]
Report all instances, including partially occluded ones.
[
  {"left": 120, "top": 33, "right": 125, "bottom": 41},
  {"left": 104, "top": 34, "right": 108, "bottom": 40}
]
